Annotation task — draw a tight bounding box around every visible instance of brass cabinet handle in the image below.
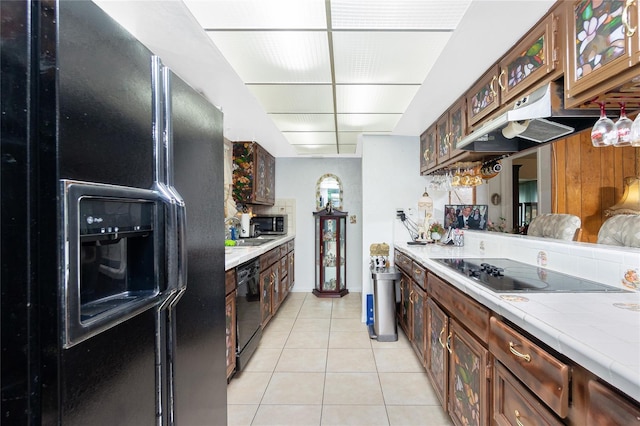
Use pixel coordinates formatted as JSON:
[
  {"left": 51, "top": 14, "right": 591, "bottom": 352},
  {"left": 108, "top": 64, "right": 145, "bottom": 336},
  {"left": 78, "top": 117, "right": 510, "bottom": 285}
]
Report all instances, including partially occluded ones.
[
  {"left": 409, "top": 290, "right": 414, "bottom": 304},
  {"left": 509, "top": 341, "right": 531, "bottom": 362},
  {"left": 438, "top": 328, "right": 446, "bottom": 348},
  {"left": 498, "top": 69, "right": 506, "bottom": 91},
  {"left": 446, "top": 332, "right": 453, "bottom": 354},
  {"left": 514, "top": 409, "right": 524, "bottom": 426},
  {"left": 623, "top": 0, "right": 637, "bottom": 37},
  {"left": 490, "top": 75, "right": 498, "bottom": 96},
  {"left": 414, "top": 268, "right": 422, "bottom": 276},
  {"left": 448, "top": 132, "right": 454, "bottom": 147}
]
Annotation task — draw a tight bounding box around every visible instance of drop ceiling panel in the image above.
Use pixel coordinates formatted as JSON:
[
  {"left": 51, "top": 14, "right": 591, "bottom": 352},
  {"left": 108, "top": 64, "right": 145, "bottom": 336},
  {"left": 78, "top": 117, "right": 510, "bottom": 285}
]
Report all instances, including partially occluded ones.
[
  {"left": 337, "top": 114, "right": 401, "bottom": 131},
  {"left": 337, "top": 132, "right": 364, "bottom": 145},
  {"left": 336, "top": 85, "right": 420, "bottom": 113},
  {"left": 293, "top": 145, "right": 338, "bottom": 155},
  {"left": 283, "top": 132, "right": 337, "bottom": 145},
  {"left": 184, "top": 0, "right": 327, "bottom": 29},
  {"left": 330, "top": 0, "right": 471, "bottom": 30},
  {"left": 333, "top": 32, "right": 451, "bottom": 83},
  {"left": 270, "top": 114, "right": 335, "bottom": 131},
  {"left": 207, "top": 31, "right": 331, "bottom": 83},
  {"left": 247, "top": 85, "right": 334, "bottom": 113},
  {"left": 337, "top": 144, "right": 358, "bottom": 154}
]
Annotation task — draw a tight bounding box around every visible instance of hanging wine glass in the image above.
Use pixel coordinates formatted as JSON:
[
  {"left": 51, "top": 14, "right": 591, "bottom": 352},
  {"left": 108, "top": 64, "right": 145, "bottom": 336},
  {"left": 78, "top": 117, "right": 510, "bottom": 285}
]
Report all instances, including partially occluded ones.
[
  {"left": 630, "top": 110, "right": 640, "bottom": 147},
  {"left": 591, "top": 102, "right": 618, "bottom": 147},
  {"left": 614, "top": 102, "right": 632, "bottom": 147}
]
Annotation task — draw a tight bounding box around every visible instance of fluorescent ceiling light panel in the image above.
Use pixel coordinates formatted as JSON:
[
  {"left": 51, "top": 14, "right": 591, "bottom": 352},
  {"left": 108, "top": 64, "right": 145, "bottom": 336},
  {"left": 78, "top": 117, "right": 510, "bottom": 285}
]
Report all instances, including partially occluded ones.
[
  {"left": 293, "top": 145, "right": 338, "bottom": 155},
  {"left": 336, "top": 85, "right": 420, "bottom": 113},
  {"left": 184, "top": 0, "right": 327, "bottom": 29},
  {"left": 337, "top": 132, "right": 363, "bottom": 145},
  {"left": 269, "top": 114, "right": 335, "bottom": 131},
  {"left": 283, "top": 132, "right": 337, "bottom": 145},
  {"left": 333, "top": 32, "right": 451, "bottom": 84},
  {"left": 337, "top": 114, "right": 401, "bottom": 131},
  {"left": 207, "top": 32, "right": 331, "bottom": 83},
  {"left": 247, "top": 85, "right": 334, "bottom": 113},
  {"left": 337, "top": 144, "right": 358, "bottom": 154},
  {"left": 330, "top": 0, "right": 471, "bottom": 30}
]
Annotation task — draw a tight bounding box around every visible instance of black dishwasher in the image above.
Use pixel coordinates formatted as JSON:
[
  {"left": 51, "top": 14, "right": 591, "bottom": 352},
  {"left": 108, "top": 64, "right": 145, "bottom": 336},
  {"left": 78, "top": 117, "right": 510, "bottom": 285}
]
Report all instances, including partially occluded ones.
[{"left": 235, "top": 258, "right": 262, "bottom": 371}]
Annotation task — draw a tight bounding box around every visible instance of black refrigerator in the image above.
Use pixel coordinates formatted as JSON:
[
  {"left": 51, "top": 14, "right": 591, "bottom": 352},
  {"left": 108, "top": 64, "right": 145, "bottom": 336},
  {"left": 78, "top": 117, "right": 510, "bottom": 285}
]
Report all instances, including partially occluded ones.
[{"left": 1, "top": 1, "right": 227, "bottom": 424}]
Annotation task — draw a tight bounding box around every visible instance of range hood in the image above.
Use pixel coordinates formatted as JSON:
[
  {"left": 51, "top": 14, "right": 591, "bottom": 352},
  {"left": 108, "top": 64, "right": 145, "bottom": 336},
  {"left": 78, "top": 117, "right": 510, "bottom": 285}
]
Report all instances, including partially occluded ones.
[{"left": 458, "top": 81, "right": 603, "bottom": 153}]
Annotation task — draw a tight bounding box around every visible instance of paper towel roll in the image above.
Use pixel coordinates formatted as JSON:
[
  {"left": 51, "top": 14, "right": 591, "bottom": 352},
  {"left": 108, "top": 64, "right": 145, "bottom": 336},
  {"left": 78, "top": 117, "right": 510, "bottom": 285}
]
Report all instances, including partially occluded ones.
[
  {"left": 240, "top": 213, "right": 250, "bottom": 237},
  {"left": 502, "top": 120, "right": 529, "bottom": 139}
]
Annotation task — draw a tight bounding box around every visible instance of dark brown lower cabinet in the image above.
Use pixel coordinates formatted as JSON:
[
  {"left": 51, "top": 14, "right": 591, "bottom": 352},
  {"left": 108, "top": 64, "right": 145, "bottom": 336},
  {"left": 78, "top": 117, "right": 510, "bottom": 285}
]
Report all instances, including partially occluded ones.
[
  {"left": 410, "top": 281, "right": 427, "bottom": 366},
  {"left": 426, "top": 298, "right": 448, "bottom": 408},
  {"left": 448, "top": 319, "right": 490, "bottom": 426},
  {"left": 586, "top": 379, "right": 640, "bottom": 426},
  {"left": 397, "top": 270, "right": 412, "bottom": 339},
  {"left": 493, "top": 361, "right": 563, "bottom": 426}
]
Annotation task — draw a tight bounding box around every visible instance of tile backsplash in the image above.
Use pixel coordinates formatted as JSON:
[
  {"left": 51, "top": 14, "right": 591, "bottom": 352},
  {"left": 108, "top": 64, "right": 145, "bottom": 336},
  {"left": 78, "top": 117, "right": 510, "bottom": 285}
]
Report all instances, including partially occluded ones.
[{"left": 252, "top": 198, "right": 296, "bottom": 235}]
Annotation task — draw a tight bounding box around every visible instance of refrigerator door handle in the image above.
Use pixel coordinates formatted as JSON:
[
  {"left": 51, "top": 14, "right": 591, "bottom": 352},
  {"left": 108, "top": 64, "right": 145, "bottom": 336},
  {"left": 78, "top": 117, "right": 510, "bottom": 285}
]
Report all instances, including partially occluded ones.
[
  {"left": 168, "top": 199, "right": 187, "bottom": 310},
  {"left": 155, "top": 184, "right": 180, "bottom": 311}
]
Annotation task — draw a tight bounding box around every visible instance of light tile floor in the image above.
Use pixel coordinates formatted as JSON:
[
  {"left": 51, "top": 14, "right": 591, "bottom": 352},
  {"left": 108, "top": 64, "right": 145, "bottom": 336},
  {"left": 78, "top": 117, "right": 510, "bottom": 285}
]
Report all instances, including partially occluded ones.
[{"left": 227, "top": 292, "right": 453, "bottom": 426}]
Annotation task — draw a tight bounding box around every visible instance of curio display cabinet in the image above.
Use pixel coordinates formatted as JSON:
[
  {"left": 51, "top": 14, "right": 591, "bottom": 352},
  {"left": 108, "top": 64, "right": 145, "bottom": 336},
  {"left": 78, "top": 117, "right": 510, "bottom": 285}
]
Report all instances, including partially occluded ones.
[{"left": 313, "top": 207, "right": 348, "bottom": 298}]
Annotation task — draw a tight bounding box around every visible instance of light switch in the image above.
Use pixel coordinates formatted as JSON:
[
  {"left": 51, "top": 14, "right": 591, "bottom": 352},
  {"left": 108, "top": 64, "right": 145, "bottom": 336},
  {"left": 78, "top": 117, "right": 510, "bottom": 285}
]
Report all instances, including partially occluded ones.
[{"left": 349, "top": 215, "right": 356, "bottom": 224}]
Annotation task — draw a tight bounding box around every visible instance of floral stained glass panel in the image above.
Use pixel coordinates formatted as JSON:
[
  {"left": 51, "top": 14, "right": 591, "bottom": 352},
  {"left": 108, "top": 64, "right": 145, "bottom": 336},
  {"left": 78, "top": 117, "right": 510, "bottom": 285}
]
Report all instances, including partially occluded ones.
[
  {"left": 574, "top": 0, "right": 625, "bottom": 80},
  {"left": 470, "top": 83, "right": 495, "bottom": 118},
  {"left": 507, "top": 36, "right": 545, "bottom": 89},
  {"left": 429, "top": 315, "right": 446, "bottom": 393},
  {"left": 452, "top": 334, "right": 481, "bottom": 426},
  {"left": 450, "top": 108, "right": 463, "bottom": 147},
  {"left": 438, "top": 125, "right": 449, "bottom": 158}
]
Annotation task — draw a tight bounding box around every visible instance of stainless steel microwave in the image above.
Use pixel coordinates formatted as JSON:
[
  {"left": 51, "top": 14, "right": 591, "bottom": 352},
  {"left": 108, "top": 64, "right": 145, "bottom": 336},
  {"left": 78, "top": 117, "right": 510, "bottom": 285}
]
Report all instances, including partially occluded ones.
[{"left": 251, "top": 215, "right": 287, "bottom": 235}]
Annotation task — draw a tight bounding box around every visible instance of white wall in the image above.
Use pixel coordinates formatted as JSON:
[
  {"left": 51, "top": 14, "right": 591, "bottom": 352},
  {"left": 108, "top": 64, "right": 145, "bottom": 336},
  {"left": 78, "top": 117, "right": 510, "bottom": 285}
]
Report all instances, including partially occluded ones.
[
  {"left": 361, "top": 134, "right": 433, "bottom": 320},
  {"left": 275, "top": 157, "right": 363, "bottom": 293}
]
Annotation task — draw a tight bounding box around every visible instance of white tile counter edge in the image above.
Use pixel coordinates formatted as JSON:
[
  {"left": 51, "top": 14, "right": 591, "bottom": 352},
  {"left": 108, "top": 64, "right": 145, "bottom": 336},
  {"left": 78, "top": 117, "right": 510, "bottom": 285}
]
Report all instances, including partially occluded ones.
[
  {"left": 394, "top": 240, "right": 640, "bottom": 404},
  {"left": 224, "top": 234, "right": 295, "bottom": 271}
]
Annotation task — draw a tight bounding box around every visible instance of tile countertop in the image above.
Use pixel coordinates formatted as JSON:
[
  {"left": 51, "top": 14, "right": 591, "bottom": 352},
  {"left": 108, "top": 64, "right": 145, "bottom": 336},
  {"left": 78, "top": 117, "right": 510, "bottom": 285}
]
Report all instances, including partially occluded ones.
[
  {"left": 225, "top": 234, "right": 295, "bottom": 271},
  {"left": 394, "top": 240, "right": 640, "bottom": 404}
]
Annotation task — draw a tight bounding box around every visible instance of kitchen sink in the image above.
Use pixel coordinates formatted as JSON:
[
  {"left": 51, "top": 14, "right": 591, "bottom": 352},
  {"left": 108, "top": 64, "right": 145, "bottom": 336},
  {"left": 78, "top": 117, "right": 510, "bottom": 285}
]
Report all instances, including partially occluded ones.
[{"left": 234, "top": 237, "right": 277, "bottom": 246}]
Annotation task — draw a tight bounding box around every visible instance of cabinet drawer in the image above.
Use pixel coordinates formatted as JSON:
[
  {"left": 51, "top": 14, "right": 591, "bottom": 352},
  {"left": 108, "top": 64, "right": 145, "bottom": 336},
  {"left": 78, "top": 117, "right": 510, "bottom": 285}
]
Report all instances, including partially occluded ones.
[
  {"left": 395, "top": 251, "right": 412, "bottom": 273},
  {"left": 225, "top": 269, "right": 236, "bottom": 296},
  {"left": 428, "top": 273, "right": 490, "bottom": 343},
  {"left": 410, "top": 261, "right": 427, "bottom": 289},
  {"left": 493, "top": 361, "right": 563, "bottom": 426},
  {"left": 287, "top": 239, "right": 294, "bottom": 252},
  {"left": 587, "top": 379, "right": 640, "bottom": 426},
  {"left": 280, "top": 244, "right": 288, "bottom": 258},
  {"left": 260, "top": 248, "right": 280, "bottom": 269},
  {"left": 489, "top": 317, "right": 570, "bottom": 418}
]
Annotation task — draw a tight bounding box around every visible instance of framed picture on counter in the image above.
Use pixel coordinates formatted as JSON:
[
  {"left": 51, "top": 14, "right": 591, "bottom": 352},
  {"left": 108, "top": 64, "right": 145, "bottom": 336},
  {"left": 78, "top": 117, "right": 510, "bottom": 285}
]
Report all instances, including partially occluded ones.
[{"left": 444, "top": 204, "right": 488, "bottom": 230}]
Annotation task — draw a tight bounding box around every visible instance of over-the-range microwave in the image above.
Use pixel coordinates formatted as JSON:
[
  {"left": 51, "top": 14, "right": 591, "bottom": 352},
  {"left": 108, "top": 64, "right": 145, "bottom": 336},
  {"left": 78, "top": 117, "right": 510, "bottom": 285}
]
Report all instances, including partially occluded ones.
[{"left": 251, "top": 215, "right": 287, "bottom": 235}]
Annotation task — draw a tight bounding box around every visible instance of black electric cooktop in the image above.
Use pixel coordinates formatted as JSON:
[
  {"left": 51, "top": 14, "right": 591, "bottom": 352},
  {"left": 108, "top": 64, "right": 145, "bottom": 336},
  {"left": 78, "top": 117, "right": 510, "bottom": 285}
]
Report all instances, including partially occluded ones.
[{"left": 433, "top": 258, "right": 629, "bottom": 293}]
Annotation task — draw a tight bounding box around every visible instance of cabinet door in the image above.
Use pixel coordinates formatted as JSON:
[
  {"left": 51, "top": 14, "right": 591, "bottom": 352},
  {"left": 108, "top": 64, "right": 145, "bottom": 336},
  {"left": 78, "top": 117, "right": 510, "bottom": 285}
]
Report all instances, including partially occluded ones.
[
  {"left": 436, "top": 114, "right": 451, "bottom": 164},
  {"left": 259, "top": 266, "right": 273, "bottom": 326},
  {"left": 225, "top": 292, "right": 236, "bottom": 379},
  {"left": 467, "top": 65, "right": 501, "bottom": 127},
  {"left": 426, "top": 125, "right": 438, "bottom": 170},
  {"left": 566, "top": 0, "right": 631, "bottom": 101},
  {"left": 499, "top": 14, "right": 558, "bottom": 103},
  {"left": 410, "top": 281, "right": 427, "bottom": 366},
  {"left": 426, "top": 298, "right": 449, "bottom": 410},
  {"left": 448, "top": 98, "right": 467, "bottom": 158},
  {"left": 448, "top": 320, "right": 491, "bottom": 426},
  {"left": 398, "top": 272, "right": 412, "bottom": 338},
  {"left": 586, "top": 379, "right": 640, "bottom": 425},
  {"left": 271, "top": 265, "right": 280, "bottom": 315},
  {"left": 254, "top": 146, "right": 270, "bottom": 204},
  {"left": 419, "top": 130, "right": 430, "bottom": 173},
  {"left": 288, "top": 251, "right": 294, "bottom": 291}
]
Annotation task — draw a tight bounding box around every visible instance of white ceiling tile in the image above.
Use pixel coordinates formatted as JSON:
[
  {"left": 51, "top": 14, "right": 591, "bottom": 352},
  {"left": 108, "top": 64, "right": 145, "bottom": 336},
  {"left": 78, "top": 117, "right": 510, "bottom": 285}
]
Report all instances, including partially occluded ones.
[
  {"left": 337, "top": 114, "right": 401, "bottom": 131},
  {"left": 293, "top": 145, "right": 339, "bottom": 155},
  {"left": 207, "top": 31, "right": 331, "bottom": 83},
  {"left": 333, "top": 32, "right": 451, "bottom": 84},
  {"left": 337, "top": 132, "right": 361, "bottom": 145},
  {"left": 283, "top": 132, "right": 337, "bottom": 145},
  {"left": 247, "top": 85, "right": 334, "bottom": 113},
  {"left": 184, "top": 0, "right": 327, "bottom": 29},
  {"left": 337, "top": 144, "right": 358, "bottom": 154},
  {"left": 330, "top": 0, "right": 471, "bottom": 30},
  {"left": 270, "top": 114, "right": 335, "bottom": 131},
  {"left": 336, "top": 85, "right": 420, "bottom": 113}
]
